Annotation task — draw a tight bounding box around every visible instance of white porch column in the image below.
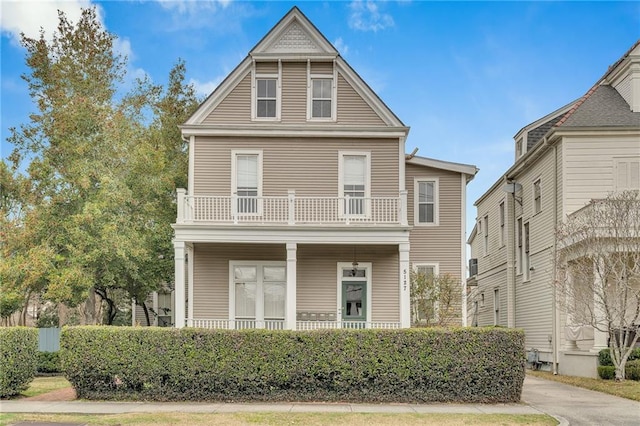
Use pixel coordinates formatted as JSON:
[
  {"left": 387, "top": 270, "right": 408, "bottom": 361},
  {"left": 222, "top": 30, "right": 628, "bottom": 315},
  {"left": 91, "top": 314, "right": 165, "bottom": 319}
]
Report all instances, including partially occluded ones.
[
  {"left": 399, "top": 242, "right": 411, "bottom": 328},
  {"left": 591, "top": 260, "right": 609, "bottom": 351},
  {"left": 286, "top": 243, "right": 297, "bottom": 330},
  {"left": 174, "top": 240, "right": 186, "bottom": 328},
  {"left": 186, "top": 243, "right": 194, "bottom": 327}
]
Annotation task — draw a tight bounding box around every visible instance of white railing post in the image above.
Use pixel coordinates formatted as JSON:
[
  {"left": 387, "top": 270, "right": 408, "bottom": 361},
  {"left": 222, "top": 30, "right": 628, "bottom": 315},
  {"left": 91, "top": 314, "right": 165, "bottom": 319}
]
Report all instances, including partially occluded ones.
[
  {"left": 345, "top": 195, "right": 351, "bottom": 225},
  {"left": 288, "top": 190, "right": 295, "bottom": 225},
  {"left": 231, "top": 193, "right": 238, "bottom": 225},
  {"left": 399, "top": 190, "right": 408, "bottom": 226},
  {"left": 176, "top": 188, "right": 186, "bottom": 223}
]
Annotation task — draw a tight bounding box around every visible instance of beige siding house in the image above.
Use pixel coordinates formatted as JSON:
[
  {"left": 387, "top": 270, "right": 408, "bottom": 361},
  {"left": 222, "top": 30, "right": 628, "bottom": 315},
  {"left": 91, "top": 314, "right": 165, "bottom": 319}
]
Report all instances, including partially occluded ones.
[
  {"left": 165, "top": 7, "right": 477, "bottom": 331},
  {"left": 468, "top": 40, "right": 640, "bottom": 378}
]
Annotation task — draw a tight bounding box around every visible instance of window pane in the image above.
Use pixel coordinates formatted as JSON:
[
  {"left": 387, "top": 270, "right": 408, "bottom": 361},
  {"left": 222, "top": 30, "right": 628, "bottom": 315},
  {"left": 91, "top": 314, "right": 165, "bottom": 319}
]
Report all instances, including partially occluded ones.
[
  {"left": 344, "top": 155, "right": 365, "bottom": 185},
  {"left": 257, "top": 99, "right": 276, "bottom": 117},
  {"left": 235, "top": 282, "right": 256, "bottom": 318},
  {"left": 312, "top": 100, "right": 331, "bottom": 117},
  {"left": 236, "top": 155, "right": 258, "bottom": 188},
  {"left": 416, "top": 266, "right": 435, "bottom": 277},
  {"left": 419, "top": 181, "right": 434, "bottom": 203},
  {"left": 264, "top": 282, "right": 285, "bottom": 319},
  {"left": 419, "top": 204, "right": 434, "bottom": 223},
  {"left": 263, "top": 266, "right": 285, "bottom": 282},
  {"left": 257, "top": 79, "right": 276, "bottom": 98},
  {"left": 234, "top": 266, "right": 257, "bottom": 281}
]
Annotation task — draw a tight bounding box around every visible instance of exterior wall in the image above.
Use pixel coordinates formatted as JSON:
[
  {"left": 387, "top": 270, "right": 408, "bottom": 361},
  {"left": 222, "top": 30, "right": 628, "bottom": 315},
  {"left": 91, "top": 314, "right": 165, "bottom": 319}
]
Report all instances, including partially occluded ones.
[
  {"left": 405, "top": 164, "right": 464, "bottom": 324},
  {"left": 201, "top": 62, "right": 385, "bottom": 126},
  {"left": 192, "top": 243, "right": 399, "bottom": 322},
  {"left": 192, "top": 136, "right": 400, "bottom": 197},
  {"left": 562, "top": 133, "right": 640, "bottom": 215}
]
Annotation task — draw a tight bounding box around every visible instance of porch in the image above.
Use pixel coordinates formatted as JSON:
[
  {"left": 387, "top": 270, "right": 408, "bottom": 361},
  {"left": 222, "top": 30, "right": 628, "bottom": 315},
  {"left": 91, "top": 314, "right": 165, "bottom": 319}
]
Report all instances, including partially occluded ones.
[{"left": 189, "top": 318, "right": 401, "bottom": 330}]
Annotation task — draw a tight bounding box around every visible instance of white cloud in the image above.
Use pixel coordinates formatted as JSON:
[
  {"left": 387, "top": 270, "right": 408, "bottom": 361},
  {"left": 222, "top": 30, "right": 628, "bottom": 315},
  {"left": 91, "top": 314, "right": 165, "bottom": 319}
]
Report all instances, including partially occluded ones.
[
  {"left": 189, "top": 77, "right": 223, "bottom": 97},
  {"left": 333, "top": 37, "right": 349, "bottom": 56},
  {"left": 154, "top": 0, "right": 231, "bottom": 15},
  {"left": 0, "top": 0, "right": 98, "bottom": 44},
  {"left": 348, "top": 0, "right": 394, "bottom": 32}
]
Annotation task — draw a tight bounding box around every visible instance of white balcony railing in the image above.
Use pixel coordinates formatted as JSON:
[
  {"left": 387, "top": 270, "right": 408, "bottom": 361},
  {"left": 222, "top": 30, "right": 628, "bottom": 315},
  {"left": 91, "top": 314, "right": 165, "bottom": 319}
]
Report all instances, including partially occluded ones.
[
  {"left": 189, "top": 318, "right": 401, "bottom": 330},
  {"left": 176, "top": 189, "right": 408, "bottom": 226}
]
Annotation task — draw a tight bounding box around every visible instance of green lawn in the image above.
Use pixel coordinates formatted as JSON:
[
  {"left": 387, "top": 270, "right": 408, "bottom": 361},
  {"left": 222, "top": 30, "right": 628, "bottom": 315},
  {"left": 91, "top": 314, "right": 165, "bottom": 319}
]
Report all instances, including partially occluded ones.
[
  {"left": 527, "top": 370, "right": 640, "bottom": 401},
  {"left": 20, "top": 376, "right": 72, "bottom": 398},
  {"left": 0, "top": 412, "right": 557, "bottom": 426}
]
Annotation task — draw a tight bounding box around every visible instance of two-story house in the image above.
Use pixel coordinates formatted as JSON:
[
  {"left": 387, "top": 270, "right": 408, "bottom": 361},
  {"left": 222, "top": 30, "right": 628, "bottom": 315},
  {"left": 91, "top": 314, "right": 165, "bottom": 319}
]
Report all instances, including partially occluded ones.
[
  {"left": 164, "top": 7, "right": 477, "bottom": 331},
  {"left": 468, "top": 40, "right": 640, "bottom": 378}
]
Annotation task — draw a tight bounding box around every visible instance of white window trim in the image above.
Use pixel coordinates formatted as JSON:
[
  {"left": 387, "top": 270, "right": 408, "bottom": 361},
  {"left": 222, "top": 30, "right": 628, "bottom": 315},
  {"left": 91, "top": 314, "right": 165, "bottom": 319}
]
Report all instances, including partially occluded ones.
[
  {"left": 229, "top": 260, "right": 287, "bottom": 322},
  {"left": 251, "top": 62, "right": 281, "bottom": 121},
  {"left": 306, "top": 61, "right": 337, "bottom": 121},
  {"left": 337, "top": 262, "right": 372, "bottom": 324},
  {"left": 613, "top": 156, "right": 640, "bottom": 191},
  {"left": 413, "top": 177, "right": 439, "bottom": 226},
  {"left": 231, "top": 149, "right": 263, "bottom": 216},
  {"left": 532, "top": 177, "right": 542, "bottom": 215},
  {"left": 338, "top": 151, "right": 371, "bottom": 218},
  {"left": 523, "top": 221, "right": 531, "bottom": 282},
  {"left": 482, "top": 214, "right": 489, "bottom": 257},
  {"left": 499, "top": 199, "right": 505, "bottom": 248}
]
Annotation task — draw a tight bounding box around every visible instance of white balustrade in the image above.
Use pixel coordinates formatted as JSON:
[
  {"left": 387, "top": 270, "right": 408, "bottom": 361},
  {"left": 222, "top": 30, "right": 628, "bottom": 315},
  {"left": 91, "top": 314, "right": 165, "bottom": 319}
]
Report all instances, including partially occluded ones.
[
  {"left": 176, "top": 191, "right": 405, "bottom": 225},
  {"left": 190, "top": 319, "right": 400, "bottom": 330}
]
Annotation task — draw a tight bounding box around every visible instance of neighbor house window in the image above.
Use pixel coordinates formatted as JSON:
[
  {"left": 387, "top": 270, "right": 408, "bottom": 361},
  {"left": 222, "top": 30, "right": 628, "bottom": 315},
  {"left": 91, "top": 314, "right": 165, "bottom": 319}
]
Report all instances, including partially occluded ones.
[
  {"left": 483, "top": 214, "right": 489, "bottom": 255},
  {"left": 311, "top": 78, "right": 332, "bottom": 118},
  {"left": 499, "top": 201, "right": 505, "bottom": 247},
  {"left": 533, "top": 179, "right": 541, "bottom": 214},
  {"left": 493, "top": 288, "right": 500, "bottom": 325},
  {"left": 413, "top": 263, "right": 439, "bottom": 323},
  {"left": 232, "top": 150, "right": 262, "bottom": 214},
  {"left": 517, "top": 217, "right": 523, "bottom": 274},
  {"left": 523, "top": 222, "right": 531, "bottom": 281},
  {"left": 415, "top": 178, "right": 439, "bottom": 225},
  {"left": 339, "top": 152, "right": 370, "bottom": 216}
]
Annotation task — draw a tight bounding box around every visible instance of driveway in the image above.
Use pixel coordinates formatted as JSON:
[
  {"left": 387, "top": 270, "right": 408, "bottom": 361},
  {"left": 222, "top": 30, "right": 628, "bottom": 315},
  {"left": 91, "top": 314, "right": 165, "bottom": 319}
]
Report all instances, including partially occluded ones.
[{"left": 522, "top": 375, "right": 640, "bottom": 425}]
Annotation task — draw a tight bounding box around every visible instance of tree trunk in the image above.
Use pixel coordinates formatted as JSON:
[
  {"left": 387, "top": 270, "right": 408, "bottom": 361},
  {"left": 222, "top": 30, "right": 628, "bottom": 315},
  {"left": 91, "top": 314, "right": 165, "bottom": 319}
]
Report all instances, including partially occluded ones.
[
  {"left": 84, "top": 288, "right": 98, "bottom": 325},
  {"left": 141, "top": 301, "right": 151, "bottom": 326}
]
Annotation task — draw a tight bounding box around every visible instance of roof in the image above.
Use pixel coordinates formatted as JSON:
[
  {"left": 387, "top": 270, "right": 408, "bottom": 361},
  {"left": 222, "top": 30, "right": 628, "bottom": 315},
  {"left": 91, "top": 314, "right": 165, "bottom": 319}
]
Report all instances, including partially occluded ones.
[
  {"left": 558, "top": 85, "right": 640, "bottom": 128},
  {"left": 406, "top": 154, "right": 478, "bottom": 179}
]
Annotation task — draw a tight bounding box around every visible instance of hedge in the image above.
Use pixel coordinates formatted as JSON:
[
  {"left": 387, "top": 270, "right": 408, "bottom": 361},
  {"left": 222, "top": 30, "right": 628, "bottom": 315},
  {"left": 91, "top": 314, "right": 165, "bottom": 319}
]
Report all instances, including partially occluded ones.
[
  {"left": 37, "top": 351, "right": 61, "bottom": 374},
  {"left": 0, "top": 327, "right": 38, "bottom": 397},
  {"left": 61, "top": 326, "right": 525, "bottom": 403},
  {"left": 598, "top": 347, "right": 640, "bottom": 366}
]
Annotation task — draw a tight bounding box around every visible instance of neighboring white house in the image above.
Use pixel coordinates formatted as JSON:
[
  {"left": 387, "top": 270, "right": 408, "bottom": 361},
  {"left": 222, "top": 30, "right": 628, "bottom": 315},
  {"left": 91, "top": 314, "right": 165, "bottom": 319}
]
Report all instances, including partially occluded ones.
[{"left": 468, "top": 40, "right": 640, "bottom": 378}]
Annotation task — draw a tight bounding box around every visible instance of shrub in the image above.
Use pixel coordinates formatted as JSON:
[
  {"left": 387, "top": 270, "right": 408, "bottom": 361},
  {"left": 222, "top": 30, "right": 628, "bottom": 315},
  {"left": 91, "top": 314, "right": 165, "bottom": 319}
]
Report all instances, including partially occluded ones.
[
  {"left": 0, "top": 327, "right": 38, "bottom": 397},
  {"left": 37, "top": 351, "right": 61, "bottom": 374},
  {"left": 598, "top": 347, "right": 640, "bottom": 366},
  {"left": 61, "top": 326, "right": 525, "bottom": 403},
  {"left": 597, "top": 365, "right": 616, "bottom": 380},
  {"left": 626, "top": 360, "right": 640, "bottom": 381}
]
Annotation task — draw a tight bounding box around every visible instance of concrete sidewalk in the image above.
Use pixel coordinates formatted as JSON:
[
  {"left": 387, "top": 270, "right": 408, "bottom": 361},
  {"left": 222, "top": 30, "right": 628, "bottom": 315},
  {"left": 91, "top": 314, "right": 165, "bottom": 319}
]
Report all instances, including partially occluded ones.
[{"left": 0, "top": 399, "right": 543, "bottom": 416}]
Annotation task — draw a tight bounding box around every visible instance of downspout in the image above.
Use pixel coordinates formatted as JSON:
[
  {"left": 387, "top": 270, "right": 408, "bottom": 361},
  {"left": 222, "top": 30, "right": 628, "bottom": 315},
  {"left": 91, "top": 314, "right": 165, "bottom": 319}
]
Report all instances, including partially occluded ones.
[{"left": 552, "top": 140, "right": 559, "bottom": 374}]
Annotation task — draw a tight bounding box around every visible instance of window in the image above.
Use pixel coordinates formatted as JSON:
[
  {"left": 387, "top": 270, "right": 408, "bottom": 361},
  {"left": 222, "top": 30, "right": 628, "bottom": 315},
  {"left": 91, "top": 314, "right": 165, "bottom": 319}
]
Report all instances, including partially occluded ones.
[
  {"left": 157, "top": 292, "right": 173, "bottom": 327},
  {"left": 493, "top": 288, "right": 500, "bottom": 325},
  {"left": 232, "top": 150, "right": 262, "bottom": 214},
  {"left": 483, "top": 215, "right": 489, "bottom": 255},
  {"left": 480, "top": 292, "right": 485, "bottom": 307},
  {"left": 231, "top": 262, "right": 286, "bottom": 327},
  {"left": 517, "top": 217, "right": 523, "bottom": 274},
  {"left": 311, "top": 78, "right": 332, "bottom": 118},
  {"left": 413, "top": 263, "right": 439, "bottom": 323},
  {"left": 499, "top": 201, "right": 505, "bottom": 247},
  {"left": 614, "top": 157, "right": 640, "bottom": 190},
  {"left": 256, "top": 78, "right": 277, "bottom": 118},
  {"left": 523, "top": 222, "right": 531, "bottom": 281},
  {"left": 415, "top": 178, "right": 439, "bottom": 225},
  {"left": 516, "top": 138, "right": 523, "bottom": 159},
  {"left": 340, "top": 152, "right": 370, "bottom": 216},
  {"left": 533, "top": 179, "right": 541, "bottom": 214}
]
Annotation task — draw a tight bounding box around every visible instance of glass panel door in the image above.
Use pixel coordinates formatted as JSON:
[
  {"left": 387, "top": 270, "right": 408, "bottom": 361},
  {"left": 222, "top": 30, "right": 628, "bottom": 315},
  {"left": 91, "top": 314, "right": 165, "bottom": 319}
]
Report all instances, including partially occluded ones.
[{"left": 342, "top": 281, "right": 366, "bottom": 321}]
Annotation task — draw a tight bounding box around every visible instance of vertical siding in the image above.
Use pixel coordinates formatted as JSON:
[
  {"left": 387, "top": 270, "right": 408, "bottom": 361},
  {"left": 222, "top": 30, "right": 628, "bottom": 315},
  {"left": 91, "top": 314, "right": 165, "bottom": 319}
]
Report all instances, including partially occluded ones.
[
  {"left": 563, "top": 134, "right": 640, "bottom": 215},
  {"left": 193, "top": 137, "right": 399, "bottom": 197},
  {"left": 202, "top": 73, "right": 251, "bottom": 124},
  {"left": 281, "top": 62, "right": 307, "bottom": 123},
  {"left": 336, "top": 74, "right": 386, "bottom": 125},
  {"left": 192, "top": 243, "right": 399, "bottom": 322}
]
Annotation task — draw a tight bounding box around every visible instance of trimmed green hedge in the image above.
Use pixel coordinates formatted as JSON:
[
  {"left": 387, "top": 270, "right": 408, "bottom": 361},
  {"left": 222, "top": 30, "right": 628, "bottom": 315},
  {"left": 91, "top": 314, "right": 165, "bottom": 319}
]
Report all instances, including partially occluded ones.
[
  {"left": 37, "top": 351, "right": 61, "bottom": 374},
  {"left": 61, "top": 326, "right": 525, "bottom": 402},
  {"left": 0, "top": 327, "right": 38, "bottom": 397},
  {"left": 598, "top": 347, "right": 640, "bottom": 366}
]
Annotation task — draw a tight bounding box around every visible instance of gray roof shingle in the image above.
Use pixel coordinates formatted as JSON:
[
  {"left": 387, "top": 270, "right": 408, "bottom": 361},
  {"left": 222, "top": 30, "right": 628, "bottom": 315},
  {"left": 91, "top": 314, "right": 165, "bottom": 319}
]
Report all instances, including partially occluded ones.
[{"left": 559, "top": 85, "right": 640, "bottom": 128}]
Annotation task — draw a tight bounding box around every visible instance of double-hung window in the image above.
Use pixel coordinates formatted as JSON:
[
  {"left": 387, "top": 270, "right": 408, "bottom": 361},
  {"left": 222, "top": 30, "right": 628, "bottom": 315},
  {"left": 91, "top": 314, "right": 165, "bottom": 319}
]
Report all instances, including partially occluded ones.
[
  {"left": 256, "top": 78, "right": 277, "bottom": 118},
  {"left": 499, "top": 201, "right": 505, "bottom": 247},
  {"left": 340, "top": 152, "right": 370, "bottom": 216},
  {"left": 483, "top": 215, "right": 489, "bottom": 255},
  {"left": 232, "top": 150, "right": 262, "bottom": 215},
  {"left": 415, "top": 178, "right": 438, "bottom": 225},
  {"left": 311, "top": 78, "right": 332, "bottom": 118},
  {"left": 533, "top": 179, "right": 541, "bottom": 214},
  {"left": 413, "top": 263, "right": 439, "bottom": 324},
  {"left": 523, "top": 222, "right": 531, "bottom": 281}
]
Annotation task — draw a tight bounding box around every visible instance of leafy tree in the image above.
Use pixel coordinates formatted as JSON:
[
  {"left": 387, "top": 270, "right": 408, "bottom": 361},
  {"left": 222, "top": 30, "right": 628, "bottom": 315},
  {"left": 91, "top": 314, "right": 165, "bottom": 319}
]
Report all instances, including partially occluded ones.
[
  {"left": 5, "top": 7, "right": 199, "bottom": 325},
  {"left": 555, "top": 190, "right": 640, "bottom": 381},
  {"left": 410, "top": 270, "right": 459, "bottom": 327}
]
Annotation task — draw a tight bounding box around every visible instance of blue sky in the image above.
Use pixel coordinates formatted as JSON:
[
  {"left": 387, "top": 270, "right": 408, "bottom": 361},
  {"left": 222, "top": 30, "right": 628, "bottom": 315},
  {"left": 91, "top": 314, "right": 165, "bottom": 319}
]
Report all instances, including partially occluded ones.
[{"left": 1, "top": 1, "right": 639, "bottom": 233}]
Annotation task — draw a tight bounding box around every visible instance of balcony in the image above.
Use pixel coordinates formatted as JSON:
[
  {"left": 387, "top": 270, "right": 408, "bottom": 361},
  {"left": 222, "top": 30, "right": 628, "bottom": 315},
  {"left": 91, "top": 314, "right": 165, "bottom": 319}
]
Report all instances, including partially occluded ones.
[
  {"left": 176, "top": 189, "right": 408, "bottom": 226},
  {"left": 189, "top": 318, "right": 401, "bottom": 330}
]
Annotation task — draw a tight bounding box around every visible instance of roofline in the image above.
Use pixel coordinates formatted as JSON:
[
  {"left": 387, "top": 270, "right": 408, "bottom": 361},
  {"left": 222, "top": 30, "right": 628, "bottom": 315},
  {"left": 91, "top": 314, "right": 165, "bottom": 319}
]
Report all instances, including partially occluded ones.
[
  {"left": 512, "top": 100, "right": 578, "bottom": 141},
  {"left": 406, "top": 155, "right": 478, "bottom": 179}
]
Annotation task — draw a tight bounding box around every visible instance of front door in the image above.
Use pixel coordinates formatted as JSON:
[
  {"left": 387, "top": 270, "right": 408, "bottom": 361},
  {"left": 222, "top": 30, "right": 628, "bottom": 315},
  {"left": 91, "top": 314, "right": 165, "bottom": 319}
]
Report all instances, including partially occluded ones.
[{"left": 342, "top": 281, "right": 366, "bottom": 321}]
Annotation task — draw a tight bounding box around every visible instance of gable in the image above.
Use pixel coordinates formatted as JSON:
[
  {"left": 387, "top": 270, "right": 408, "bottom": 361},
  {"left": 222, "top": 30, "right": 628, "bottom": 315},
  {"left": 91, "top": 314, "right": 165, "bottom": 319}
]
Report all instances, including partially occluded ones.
[{"left": 183, "top": 7, "right": 405, "bottom": 131}]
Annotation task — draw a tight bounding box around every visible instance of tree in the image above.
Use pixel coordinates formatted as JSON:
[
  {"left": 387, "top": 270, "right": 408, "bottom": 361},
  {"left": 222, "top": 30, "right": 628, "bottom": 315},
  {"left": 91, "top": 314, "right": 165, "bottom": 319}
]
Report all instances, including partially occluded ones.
[
  {"left": 555, "top": 190, "right": 640, "bottom": 381},
  {"left": 5, "top": 8, "right": 199, "bottom": 325},
  {"left": 410, "top": 269, "right": 459, "bottom": 327}
]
